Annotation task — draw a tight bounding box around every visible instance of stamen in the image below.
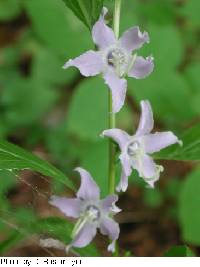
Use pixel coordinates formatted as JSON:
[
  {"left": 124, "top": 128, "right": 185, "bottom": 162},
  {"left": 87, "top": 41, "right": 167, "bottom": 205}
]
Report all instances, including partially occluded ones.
[
  {"left": 107, "top": 48, "right": 126, "bottom": 67},
  {"left": 71, "top": 205, "right": 100, "bottom": 238},
  {"left": 85, "top": 205, "right": 100, "bottom": 221}
]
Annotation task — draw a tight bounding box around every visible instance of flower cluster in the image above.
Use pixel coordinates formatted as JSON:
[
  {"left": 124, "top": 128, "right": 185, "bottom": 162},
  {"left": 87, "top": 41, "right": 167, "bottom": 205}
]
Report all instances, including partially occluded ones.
[{"left": 49, "top": 7, "right": 182, "bottom": 254}]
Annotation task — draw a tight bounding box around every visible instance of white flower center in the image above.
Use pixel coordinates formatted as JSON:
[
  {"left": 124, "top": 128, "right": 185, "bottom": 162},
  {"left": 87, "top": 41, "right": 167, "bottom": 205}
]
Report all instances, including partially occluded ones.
[
  {"left": 107, "top": 48, "right": 126, "bottom": 66},
  {"left": 127, "top": 140, "right": 141, "bottom": 157},
  {"left": 106, "top": 47, "right": 129, "bottom": 77},
  {"left": 71, "top": 204, "right": 100, "bottom": 239},
  {"left": 85, "top": 205, "right": 100, "bottom": 222}
]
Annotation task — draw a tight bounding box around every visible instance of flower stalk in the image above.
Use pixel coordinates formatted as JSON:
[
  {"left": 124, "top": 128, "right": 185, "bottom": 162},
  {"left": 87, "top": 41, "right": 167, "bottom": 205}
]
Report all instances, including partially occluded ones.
[{"left": 108, "top": 0, "right": 122, "bottom": 195}]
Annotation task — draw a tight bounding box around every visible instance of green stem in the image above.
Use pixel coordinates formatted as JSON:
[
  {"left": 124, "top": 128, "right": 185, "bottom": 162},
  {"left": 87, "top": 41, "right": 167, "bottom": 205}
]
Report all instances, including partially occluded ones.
[
  {"left": 113, "top": 0, "right": 121, "bottom": 39},
  {"left": 108, "top": 0, "right": 122, "bottom": 195}
]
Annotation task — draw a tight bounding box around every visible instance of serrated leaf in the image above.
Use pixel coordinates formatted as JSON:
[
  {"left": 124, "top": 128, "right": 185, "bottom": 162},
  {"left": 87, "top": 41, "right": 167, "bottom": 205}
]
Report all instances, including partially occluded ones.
[
  {"left": 155, "top": 124, "right": 200, "bottom": 161},
  {"left": 164, "top": 245, "right": 195, "bottom": 257},
  {"left": 179, "top": 168, "right": 200, "bottom": 246},
  {"left": 0, "top": 140, "right": 74, "bottom": 190},
  {"left": 62, "top": 0, "right": 103, "bottom": 29}
]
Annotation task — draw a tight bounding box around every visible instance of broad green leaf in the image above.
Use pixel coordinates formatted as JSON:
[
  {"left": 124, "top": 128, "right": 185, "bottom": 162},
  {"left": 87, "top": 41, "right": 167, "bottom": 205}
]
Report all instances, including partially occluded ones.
[
  {"left": 132, "top": 0, "right": 176, "bottom": 26},
  {"left": 0, "top": 0, "right": 21, "bottom": 21},
  {"left": 155, "top": 124, "right": 200, "bottom": 161},
  {"left": 120, "top": 0, "right": 138, "bottom": 33},
  {"left": 78, "top": 140, "right": 108, "bottom": 197},
  {"left": 184, "top": 63, "right": 200, "bottom": 93},
  {"left": 24, "top": 0, "right": 92, "bottom": 57},
  {"left": 180, "top": 0, "right": 200, "bottom": 27},
  {"left": 139, "top": 25, "right": 184, "bottom": 72},
  {"left": 0, "top": 140, "right": 74, "bottom": 190},
  {"left": 179, "top": 168, "right": 200, "bottom": 245},
  {"left": 164, "top": 245, "right": 195, "bottom": 257},
  {"left": 184, "top": 63, "right": 200, "bottom": 114},
  {"left": 143, "top": 188, "right": 163, "bottom": 208},
  {"left": 128, "top": 26, "right": 193, "bottom": 128},
  {"left": 31, "top": 48, "right": 77, "bottom": 86},
  {"left": 128, "top": 72, "right": 195, "bottom": 129},
  {"left": 67, "top": 77, "right": 108, "bottom": 141},
  {"left": 62, "top": 0, "right": 103, "bottom": 29},
  {"left": 1, "top": 77, "right": 58, "bottom": 127}
]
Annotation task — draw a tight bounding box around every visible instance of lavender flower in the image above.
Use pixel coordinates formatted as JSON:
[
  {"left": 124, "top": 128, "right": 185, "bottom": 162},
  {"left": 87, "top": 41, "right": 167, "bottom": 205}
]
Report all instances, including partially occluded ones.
[
  {"left": 102, "top": 100, "right": 182, "bottom": 192},
  {"left": 63, "top": 7, "right": 154, "bottom": 113},
  {"left": 49, "top": 167, "right": 121, "bottom": 252}
]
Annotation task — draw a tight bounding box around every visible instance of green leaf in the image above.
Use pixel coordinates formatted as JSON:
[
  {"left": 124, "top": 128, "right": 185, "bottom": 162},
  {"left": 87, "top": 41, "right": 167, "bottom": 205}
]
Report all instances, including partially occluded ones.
[
  {"left": 140, "top": 25, "right": 184, "bottom": 72},
  {"left": 0, "top": 140, "right": 74, "bottom": 190},
  {"left": 129, "top": 72, "right": 195, "bottom": 129},
  {"left": 34, "top": 217, "right": 99, "bottom": 256},
  {"left": 180, "top": 0, "right": 200, "bottom": 27},
  {"left": 164, "top": 245, "right": 195, "bottom": 257},
  {"left": 31, "top": 48, "right": 77, "bottom": 86},
  {"left": 24, "top": 0, "right": 92, "bottom": 57},
  {"left": 62, "top": 0, "right": 103, "bottom": 29},
  {"left": 179, "top": 168, "right": 200, "bottom": 245},
  {"left": 133, "top": 0, "right": 176, "bottom": 26},
  {"left": 78, "top": 140, "right": 108, "bottom": 197},
  {"left": 155, "top": 124, "right": 200, "bottom": 161},
  {"left": 0, "top": 0, "right": 21, "bottom": 21},
  {"left": 143, "top": 188, "right": 163, "bottom": 208},
  {"left": 184, "top": 63, "right": 200, "bottom": 115},
  {"left": 0, "top": 231, "right": 22, "bottom": 255},
  {"left": 67, "top": 77, "right": 108, "bottom": 141},
  {"left": 2, "top": 77, "right": 58, "bottom": 127}
]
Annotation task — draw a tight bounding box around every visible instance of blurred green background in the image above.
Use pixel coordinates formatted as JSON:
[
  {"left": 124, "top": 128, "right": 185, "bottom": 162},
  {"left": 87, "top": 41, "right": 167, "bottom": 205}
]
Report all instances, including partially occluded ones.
[{"left": 0, "top": 0, "right": 200, "bottom": 256}]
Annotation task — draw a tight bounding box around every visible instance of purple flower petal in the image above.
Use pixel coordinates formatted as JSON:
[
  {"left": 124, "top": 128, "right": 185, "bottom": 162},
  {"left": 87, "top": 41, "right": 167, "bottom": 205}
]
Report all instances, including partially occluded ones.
[
  {"left": 72, "top": 223, "right": 97, "bottom": 248},
  {"left": 102, "top": 128, "right": 130, "bottom": 150},
  {"left": 116, "top": 169, "right": 129, "bottom": 192},
  {"left": 144, "top": 132, "right": 182, "bottom": 154},
  {"left": 132, "top": 154, "right": 156, "bottom": 179},
  {"left": 128, "top": 56, "right": 154, "bottom": 79},
  {"left": 119, "top": 26, "right": 149, "bottom": 52},
  {"left": 100, "top": 217, "right": 120, "bottom": 252},
  {"left": 103, "top": 71, "right": 127, "bottom": 113},
  {"left": 101, "top": 195, "right": 121, "bottom": 214},
  {"left": 116, "top": 153, "right": 132, "bottom": 192},
  {"left": 92, "top": 7, "right": 116, "bottom": 50},
  {"left": 145, "top": 165, "right": 163, "bottom": 188},
  {"left": 136, "top": 100, "right": 154, "bottom": 136},
  {"left": 75, "top": 167, "right": 100, "bottom": 200},
  {"left": 49, "top": 196, "right": 81, "bottom": 218},
  {"left": 63, "top": 50, "right": 103, "bottom": 77}
]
